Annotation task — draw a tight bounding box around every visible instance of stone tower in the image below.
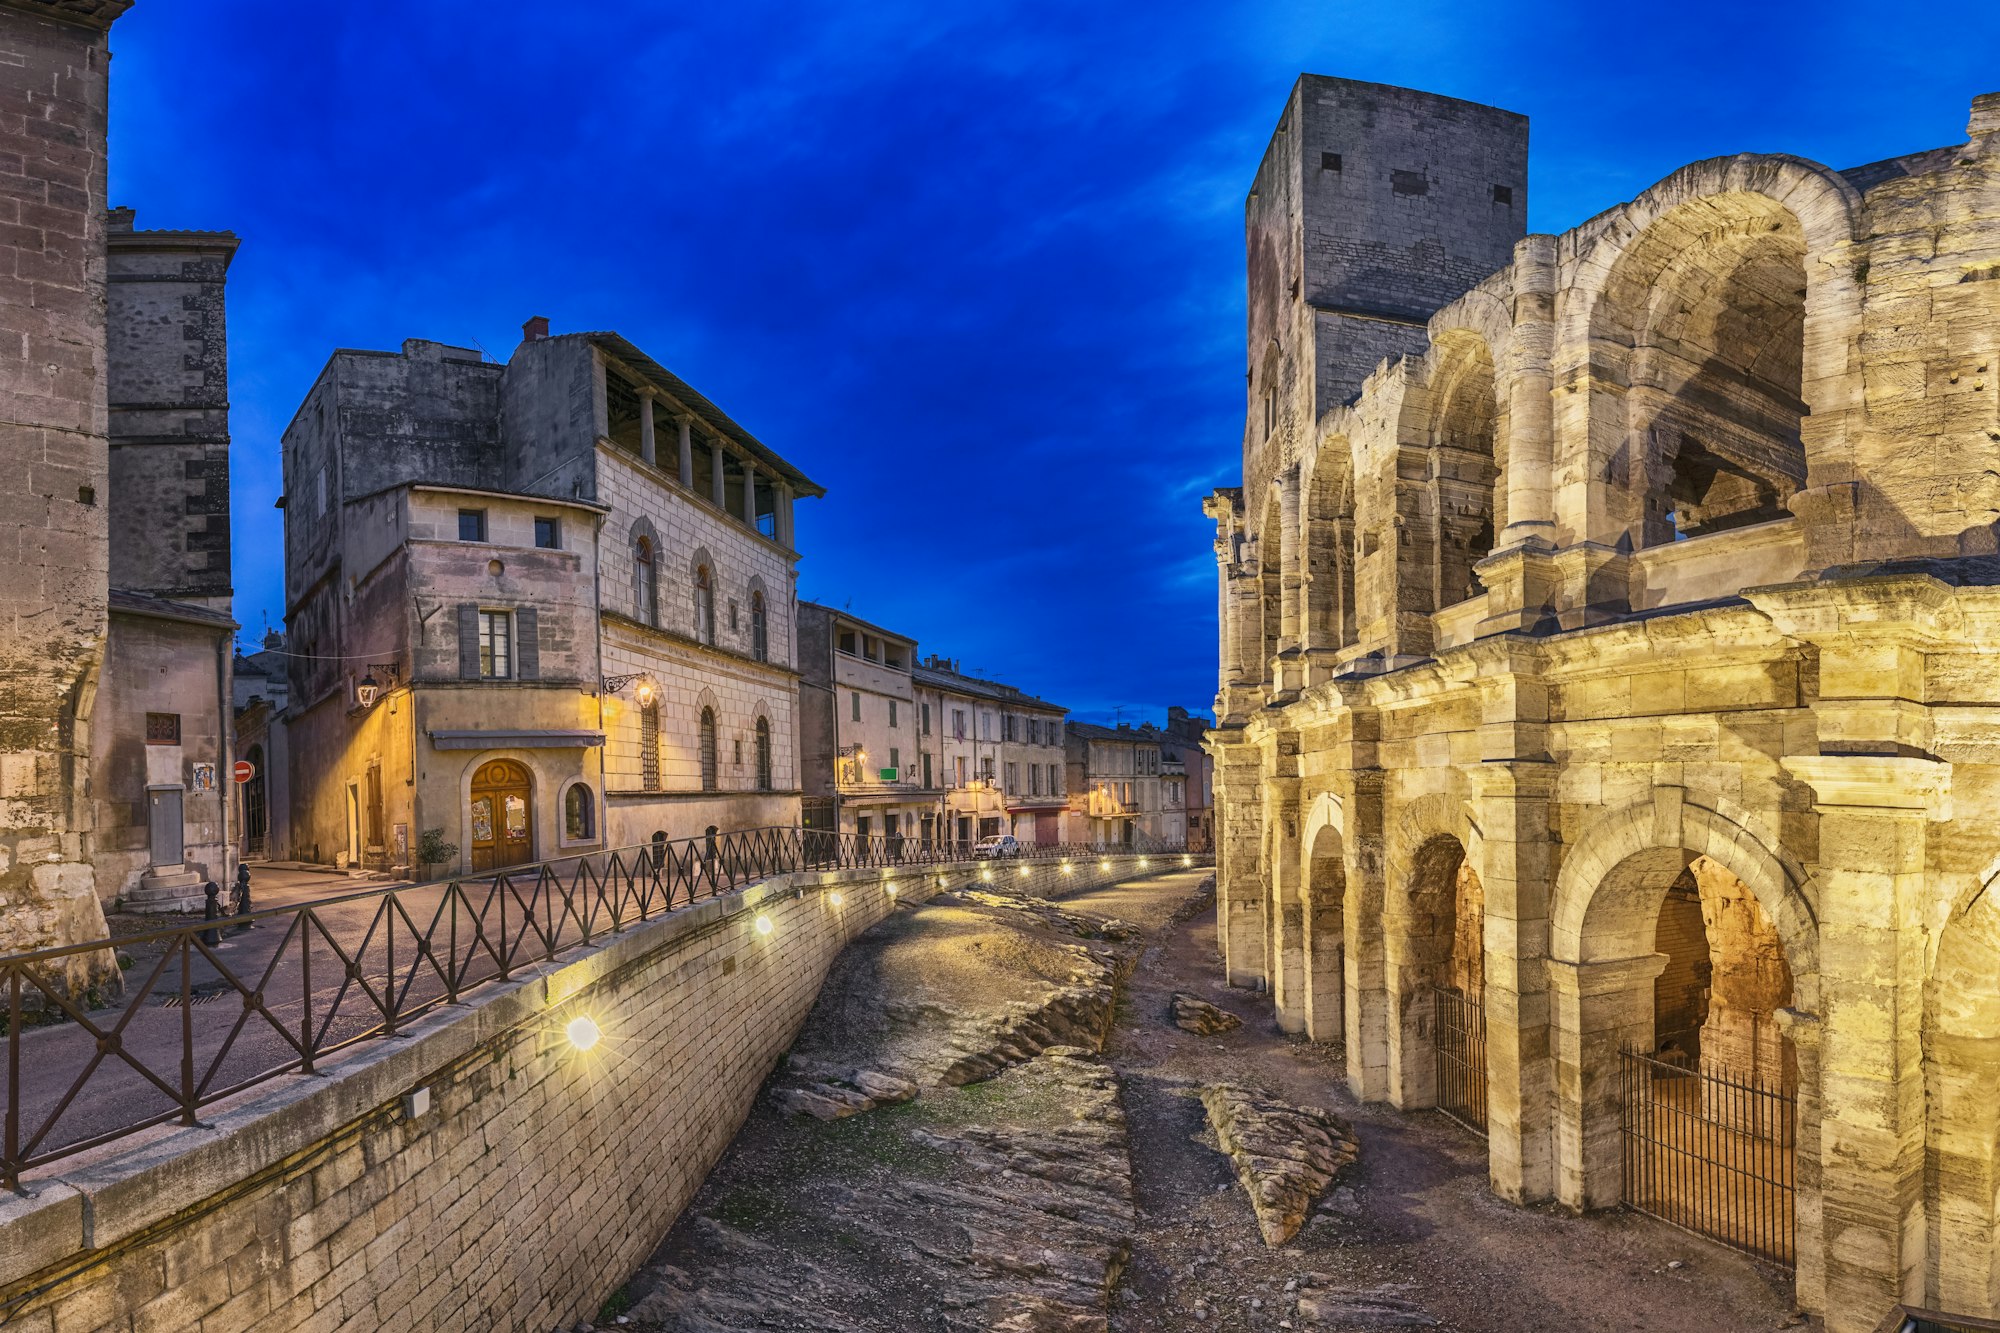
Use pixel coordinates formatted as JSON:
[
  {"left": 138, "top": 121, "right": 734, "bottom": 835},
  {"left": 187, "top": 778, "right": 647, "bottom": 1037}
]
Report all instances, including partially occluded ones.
[
  {"left": 0, "top": 0, "right": 131, "bottom": 984},
  {"left": 1243, "top": 76, "right": 1527, "bottom": 488}
]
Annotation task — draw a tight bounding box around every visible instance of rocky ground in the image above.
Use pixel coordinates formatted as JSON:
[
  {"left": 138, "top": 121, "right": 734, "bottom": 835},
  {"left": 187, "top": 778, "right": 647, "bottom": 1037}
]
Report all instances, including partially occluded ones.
[{"left": 584, "top": 870, "right": 1811, "bottom": 1333}]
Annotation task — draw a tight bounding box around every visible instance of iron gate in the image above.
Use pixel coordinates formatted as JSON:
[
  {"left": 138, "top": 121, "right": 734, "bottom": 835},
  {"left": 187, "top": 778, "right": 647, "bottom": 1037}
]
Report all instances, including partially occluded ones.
[
  {"left": 1620, "top": 1049, "right": 1795, "bottom": 1266},
  {"left": 1432, "top": 985, "right": 1487, "bottom": 1134}
]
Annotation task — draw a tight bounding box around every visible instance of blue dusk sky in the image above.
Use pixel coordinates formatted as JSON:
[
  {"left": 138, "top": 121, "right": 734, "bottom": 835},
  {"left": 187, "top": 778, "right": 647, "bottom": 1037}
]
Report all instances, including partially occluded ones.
[{"left": 106, "top": 1, "right": 1989, "bottom": 725}]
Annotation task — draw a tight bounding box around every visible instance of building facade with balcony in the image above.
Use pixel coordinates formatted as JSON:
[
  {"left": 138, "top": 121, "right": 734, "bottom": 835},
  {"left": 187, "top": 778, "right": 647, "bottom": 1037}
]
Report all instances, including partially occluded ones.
[
  {"left": 1064, "top": 722, "right": 1170, "bottom": 848},
  {"left": 797, "top": 604, "right": 941, "bottom": 845},
  {"left": 280, "top": 322, "right": 820, "bottom": 875},
  {"left": 912, "top": 658, "right": 1068, "bottom": 847}
]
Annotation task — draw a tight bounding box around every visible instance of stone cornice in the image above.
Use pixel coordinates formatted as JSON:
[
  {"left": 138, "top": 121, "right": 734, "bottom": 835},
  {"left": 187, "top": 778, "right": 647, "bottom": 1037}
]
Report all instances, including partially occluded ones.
[
  {"left": 0, "top": 0, "right": 130, "bottom": 31},
  {"left": 1781, "top": 753, "right": 1953, "bottom": 819}
]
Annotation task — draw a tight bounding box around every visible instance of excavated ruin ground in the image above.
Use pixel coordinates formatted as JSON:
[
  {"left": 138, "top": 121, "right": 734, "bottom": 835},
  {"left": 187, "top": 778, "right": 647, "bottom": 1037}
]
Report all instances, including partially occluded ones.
[{"left": 592, "top": 872, "right": 1812, "bottom": 1333}]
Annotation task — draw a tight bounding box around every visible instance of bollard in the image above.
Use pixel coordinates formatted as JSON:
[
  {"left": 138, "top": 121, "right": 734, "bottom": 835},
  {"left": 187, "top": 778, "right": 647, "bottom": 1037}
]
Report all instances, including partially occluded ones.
[
  {"left": 232, "top": 863, "right": 254, "bottom": 932},
  {"left": 201, "top": 880, "right": 222, "bottom": 946}
]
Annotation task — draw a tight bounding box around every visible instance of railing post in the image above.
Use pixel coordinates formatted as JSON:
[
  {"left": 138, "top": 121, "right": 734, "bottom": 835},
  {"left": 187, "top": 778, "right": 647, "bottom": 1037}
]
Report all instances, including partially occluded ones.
[
  {"left": 300, "top": 917, "right": 315, "bottom": 1074},
  {"left": 6, "top": 966, "right": 20, "bottom": 1191},
  {"left": 180, "top": 936, "right": 197, "bottom": 1125}
]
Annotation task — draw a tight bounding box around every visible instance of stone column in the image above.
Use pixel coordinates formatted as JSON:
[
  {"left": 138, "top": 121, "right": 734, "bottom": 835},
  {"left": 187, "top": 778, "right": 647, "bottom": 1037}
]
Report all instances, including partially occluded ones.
[
  {"left": 1499, "top": 234, "right": 1558, "bottom": 550},
  {"left": 638, "top": 390, "right": 657, "bottom": 467},
  {"left": 1777, "top": 1006, "right": 1827, "bottom": 1316},
  {"left": 1340, "top": 763, "right": 1392, "bottom": 1102},
  {"left": 1470, "top": 752, "right": 1558, "bottom": 1203},
  {"left": 1213, "top": 738, "right": 1267, "bottom": 988},
  {"left": 710, "top": 441, "right": 726, "bottom": 508},
  {"left": 1277, "top": 466, "right": 1302, "bottom": 652},
  {"left": 1549, "top": 952, "right": 1668, "bottom": 1209},
  {"left": 1783, "top": 754, "right": 1946, "bottom": 1332},
  {"left": 677, "top": 416, "right": 695, "bottom": 488},
  {"left": 1267, "top": 776, "right": 1306, "bottom": 1033},
  {"left": 777, "top": 482, "right": 795, "bottom": 548},
  {"left": 742, "top": 459, "right": 759, "bottom": 528}
]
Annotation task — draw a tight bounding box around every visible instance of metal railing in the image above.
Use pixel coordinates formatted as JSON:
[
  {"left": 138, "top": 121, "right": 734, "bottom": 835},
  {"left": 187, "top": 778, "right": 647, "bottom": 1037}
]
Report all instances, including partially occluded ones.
[
  {"left": 1620, "top": 1048, "right": 1796, "bottom": 1267},
  {"left": 1, "top": 826, "right": 1197, "bottom": 1187},
  {"left": 1873, "top": 1308, "right": 2000, "bottom": 1333},
  {"left": 1432, "top": 985, "right": 1487, "bottom": 1135}
]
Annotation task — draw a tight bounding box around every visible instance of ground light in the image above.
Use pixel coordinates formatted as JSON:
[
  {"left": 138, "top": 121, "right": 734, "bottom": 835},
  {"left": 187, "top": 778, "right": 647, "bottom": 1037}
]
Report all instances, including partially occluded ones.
[
  {"left": 1061, "top": 862, "right": 1074, "bottom": 875},
  {"left": 829, "top": 891, "right": 844, "bottom": 907},
  {"left": 1017, "top": 865, "right": 1030, "bottom": 878},
  {"left": 1099, "top": 859, "right": 1110, "bottom": 870},
  {"left": 1140, "top": 857, "right": 1149, "bottom": 868},
  {"left": 887, "top": 883, "right": 898, "bottom": 898},
  {"left": 566, "top": 1016, "right": 602, "bottom": 1051},
  {"left": 1183, "top": 855, "right": 1192, "bottom": 866},
  {"left": 755, "top": 914, "right": 773, "bottom": 935}
]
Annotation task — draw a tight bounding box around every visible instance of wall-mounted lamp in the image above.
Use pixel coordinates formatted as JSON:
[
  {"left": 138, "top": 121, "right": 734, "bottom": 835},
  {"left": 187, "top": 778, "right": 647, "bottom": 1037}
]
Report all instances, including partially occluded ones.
[
  {"left": 355, "top": 663, "right": 400, "bottom": 708},
  {"left": 604, "top": 674, "right": 657, "bottom": 706}
]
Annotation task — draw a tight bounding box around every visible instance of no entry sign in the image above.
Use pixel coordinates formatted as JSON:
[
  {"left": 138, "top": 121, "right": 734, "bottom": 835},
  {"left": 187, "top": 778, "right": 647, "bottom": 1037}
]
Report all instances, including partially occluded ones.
[{"left": 232, "top": 759, "right": 255, "bottom": 784}]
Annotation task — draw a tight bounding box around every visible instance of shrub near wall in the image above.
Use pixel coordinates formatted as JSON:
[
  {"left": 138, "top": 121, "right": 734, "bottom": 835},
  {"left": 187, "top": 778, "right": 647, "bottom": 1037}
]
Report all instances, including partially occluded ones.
[{"left": 0, "top": 854, "right": 1201, "bottom": 1333}]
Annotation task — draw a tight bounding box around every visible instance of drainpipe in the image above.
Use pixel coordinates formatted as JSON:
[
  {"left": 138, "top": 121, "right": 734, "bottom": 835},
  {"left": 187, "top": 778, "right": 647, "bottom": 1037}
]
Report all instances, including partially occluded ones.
[{"left": 216, "top": 627, "right": 233, "bottom": 880}]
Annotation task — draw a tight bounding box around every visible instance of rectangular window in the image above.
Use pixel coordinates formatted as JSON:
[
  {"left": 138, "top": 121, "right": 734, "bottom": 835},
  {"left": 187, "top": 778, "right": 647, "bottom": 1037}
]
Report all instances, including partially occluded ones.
[
  {"left": 1030, "top": 765, "right": 1042, "bottom": 795},
  {"left": 952, "top": 709, "right": 966, "bottom": 739},
  {"left": 838, "top": 630, "right": 857, "bottom": 655},
  {"left": 1049, "top": 764, "right": 1060, "bottom": 795},
  {"left": 534, "top": 516, "right": 560, "bottom": 549},
  {"left": 980, "top": 713, "right": 992, "bottom": 741},
  {"left": 921, "top": 703, "right": 931, "bottom": 735},
  {"left": 145, "top": 712, "right": 181, "bottom": 745},
  {"left": 1492, "top": 183, "right": 1513, "bottom": 205},
  {"left": 889, "top": 700, "right": 898, "bottom": 728},
  {"left": 922, "top": 753, "right": 933, "bottom": 788},
  {"left": 1321, "top": 151, "right": 1342, "bottom": 172},
  {"left": 889, "top": 747, "right": 900, "bottom": 771},
  {"left": 851, "top": 691, "right": 861, "bottom": 722},
  {"left": 982, "top": 757, "right": 995, "bottom": 782},
  {"left": 478, "top": 610, "right": 512, "bottom": 678},
  {"left": 1005, "top": 762, "right": 1017, "bottom": 794},
  {"left": 458, "top": 509, "right": 487, "bottom": 542},
  {"left": 955, "top": 756, "right": 967, "bottom": 786}
]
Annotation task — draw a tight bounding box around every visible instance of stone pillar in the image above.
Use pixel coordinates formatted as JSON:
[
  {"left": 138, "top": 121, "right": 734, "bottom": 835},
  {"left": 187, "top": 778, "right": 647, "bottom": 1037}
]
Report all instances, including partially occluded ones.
[
  {"left": 1277, "top": 467, "right": 1302, "bottom": 652},
  {"left": 677, "top": 417, "right": 694, "bottom": 488},
  {"left": 710, "top": 441, "right": 726, "bottom": 508},
  {"left": 1267, "top": 776, "right": 1305, "bottom": 1034},
  {"left": 1549, "top": 952, "right": 1668, "bottom": 1210},
  {"left": 638, "top": 390, "right": 657, "bottom": 467},
  {"left": 742, "top": 459, "right": 759, "bottom": 528},
  {"left": 1777, "top": 1006, "right": 1827, "bottom": 1316},
  {"left": 1471, "top": 755, "right": 1558, "bottom": 1203},
  {"left": 776, "top": 482, "right": 795, "bottom": 549},
  {"left": 1212, "top": 737, "right": 1267, "bottom": 988},
  {"left": 1499, "top": 234, "right": 1558, "bottom": 550},
  {"left": 1783, "top": 754, "right": 1945, "bottom": 1332},
  {"left": 1341, "top": 764, "right": 1392, "bottom": 1102}
]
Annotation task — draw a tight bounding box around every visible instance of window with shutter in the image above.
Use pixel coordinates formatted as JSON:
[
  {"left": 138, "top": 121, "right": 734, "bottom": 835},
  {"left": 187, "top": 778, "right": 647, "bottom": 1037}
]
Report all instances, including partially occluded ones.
[
  {"left": 515, "top": 606, "right": 540, "bottom": 680},
  {"left": 458, "top": 604, "right": 480, "bottom": 679},
  {"left": 699, "top": 708, "right": 718, "bottom": 791}
]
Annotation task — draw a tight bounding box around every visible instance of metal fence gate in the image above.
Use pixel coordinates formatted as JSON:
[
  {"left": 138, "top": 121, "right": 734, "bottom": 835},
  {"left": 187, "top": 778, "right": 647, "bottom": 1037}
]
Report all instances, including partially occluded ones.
[
  {"left": 1432, "top": 986, "right": 1487, "bottom": 1134},
  {"left": 1620, "top": 1049, "right": 1796, "bottom": 1266}
]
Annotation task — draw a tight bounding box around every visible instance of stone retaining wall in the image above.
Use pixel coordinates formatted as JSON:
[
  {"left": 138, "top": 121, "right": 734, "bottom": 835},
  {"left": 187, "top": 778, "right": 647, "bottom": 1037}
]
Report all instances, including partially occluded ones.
[{"left": 0, "top": 853, "right": 1203, "bottom": 1333}]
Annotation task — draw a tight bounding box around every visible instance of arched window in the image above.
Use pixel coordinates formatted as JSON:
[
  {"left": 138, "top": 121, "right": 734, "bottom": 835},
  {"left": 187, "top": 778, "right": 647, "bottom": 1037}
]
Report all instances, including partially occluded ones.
[
  {"left": 634, "top": 535, "right": 658, "bottom": 626},
  {"left": 755, "top": 716, "right": 772, "bottom": 791},
  {"left": 699, "top": 706, "right": 718, "bottom": 791},
  {"left": 562, "top": 783, "right": 597, "bottom": 842},
  {"left": 641, "top": 700, "right": 661, "bottom": 788},
  {"left": 750, "top": 589, "right": 768, "bottom": 662},
  {"left": 694, "top": 563, "right": 716, "bottom": 645}
]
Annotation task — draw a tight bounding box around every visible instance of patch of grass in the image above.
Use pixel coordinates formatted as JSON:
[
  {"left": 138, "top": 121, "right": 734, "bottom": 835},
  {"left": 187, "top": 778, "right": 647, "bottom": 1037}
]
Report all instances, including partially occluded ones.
[
  {"left": 597, "top": 1285, "right": 633, "bottom": 1320},
  {"left": 709, "top": 1184, "right": 803, "bottom": 1234}
]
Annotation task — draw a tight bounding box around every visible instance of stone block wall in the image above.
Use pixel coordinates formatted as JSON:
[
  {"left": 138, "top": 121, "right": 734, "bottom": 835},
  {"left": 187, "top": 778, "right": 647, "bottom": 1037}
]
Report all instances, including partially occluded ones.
[{"left": 0, "top": 853, "right": 1199, "bottom": 1331}]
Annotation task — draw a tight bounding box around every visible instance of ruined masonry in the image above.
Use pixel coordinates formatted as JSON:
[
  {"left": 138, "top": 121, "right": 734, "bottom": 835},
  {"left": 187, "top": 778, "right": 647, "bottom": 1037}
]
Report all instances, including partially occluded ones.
[{"left": 1207, "top": 75, "right": 2000, "bottom": 1331}]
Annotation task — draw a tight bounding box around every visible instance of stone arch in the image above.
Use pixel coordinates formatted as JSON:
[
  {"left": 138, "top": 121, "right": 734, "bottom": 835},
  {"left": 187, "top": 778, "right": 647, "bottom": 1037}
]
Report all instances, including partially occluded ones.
[
  {"left": 1302, "top": 436, "right": 1356, "bottom": 653},
  {"left": 1300, "top": 790, "right": 1347, "bottom": 1045},
  {"left": 1553, "top": 156, "right": 1864, "bottom": 552},
  {"left": 1923, "top": 867, "right": 2000, "bottom": 1316},
  {"left": 629, "top": 516, "right": 661, "bottom": 626},
  {"left": 746, "top": 574, "right": 771, "bottom": 662},
  {"left": 1256, "top": 486, "right": 1283, "bottom": 676},
  {"left": 1547, "top": 792, "right": 1819, "bottom": 1212},
  {"left": 1382, "top": 792, "right": 1482, "bottom": 1109},
  {"left": 1420, "top": 330, "right": 1504, "bottom": 609},
  {"left": 690, "top": 545, "right": 718, "bottom": 646}
]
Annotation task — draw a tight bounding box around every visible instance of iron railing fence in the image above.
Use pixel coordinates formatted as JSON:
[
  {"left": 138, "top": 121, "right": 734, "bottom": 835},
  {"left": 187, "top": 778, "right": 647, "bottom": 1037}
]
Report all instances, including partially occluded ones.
[
  {"left": 1432, "top": 985, "right": 1487, "bottom": 1135},
  {"left": 2, "top": 827, "right": 1205, "bottom": 1188},
  {"left": 1620, "top": 1047, "right": 1797, "bottom": 1267},
  {"left": 1873, "top": 1308, "right": 2000, "bottom": 1333}
]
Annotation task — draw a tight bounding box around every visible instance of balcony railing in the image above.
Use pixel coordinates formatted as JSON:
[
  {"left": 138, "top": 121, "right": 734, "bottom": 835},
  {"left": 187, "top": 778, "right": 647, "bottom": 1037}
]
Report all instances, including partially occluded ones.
[{"left": 0, "top": 826, "right": 1202, "bottom": 1188}]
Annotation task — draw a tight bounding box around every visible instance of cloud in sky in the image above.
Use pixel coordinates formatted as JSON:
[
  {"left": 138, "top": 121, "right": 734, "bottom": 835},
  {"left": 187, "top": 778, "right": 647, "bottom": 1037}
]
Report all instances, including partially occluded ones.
[{"left": 106, "top": 0, "right": 1993, "bottom": 722}]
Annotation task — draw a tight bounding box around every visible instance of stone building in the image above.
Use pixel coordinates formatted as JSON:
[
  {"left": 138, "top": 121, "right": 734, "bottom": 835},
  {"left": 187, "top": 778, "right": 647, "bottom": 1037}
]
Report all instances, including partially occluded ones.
[
  {"left": 97, "top": 209, "right": 238, "bottom": 908},
  {"left": 1163, "top": 705, "right": 1214, "bottom": 852},
  {"left": 281, "top": 323, "right": 819, "bottom": 874},
  {"left": 1064, "top": 721, "right": 1169, "bottom": 848},
  {"left": 232, "top": 630, "right": 288, "bottom": 862},
  {"left": 797, "top": 604, "right": 941, "bottom": 845},
  {"left": 1206, "top": 75, "right": 2000, "bottom": 1329},
  {"left": 912, "top": 657, "right": 1068, "bottom": 846}
]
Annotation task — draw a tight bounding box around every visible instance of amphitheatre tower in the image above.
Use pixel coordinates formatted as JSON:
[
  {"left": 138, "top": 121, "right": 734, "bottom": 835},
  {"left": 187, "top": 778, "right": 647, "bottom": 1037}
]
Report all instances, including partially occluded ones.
[{"left": 1207, "top": 75, "right": 2000, "bottom": 1332}]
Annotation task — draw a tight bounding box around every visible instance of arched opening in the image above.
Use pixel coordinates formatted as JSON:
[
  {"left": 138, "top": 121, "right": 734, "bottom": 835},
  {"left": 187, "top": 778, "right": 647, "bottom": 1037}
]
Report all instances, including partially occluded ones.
[
  {"left": 750, "top": 588, "right": 768, "bottom": 662},
  {"left": 243, "top": 743, "right": 268, "bottom": 856},
  {"left": 1257, "top": 490, "right": 1282, "bottom": 677},
  {"left": 754, "top": 716, "right": 772, "bottom": 791},
  {"left": 1302, "top": 443, "right": 1356, "bottom": 653},
  {"left": 1926, "top": 882, "right": 2000, "bottom": 1316},
  {"left": 694, "top": 561, "right": 716, "bottom": 645},
  {"left": 1427, "top": 335, "right": 1500, "bottom": 608},
  {"left": 634, "top": 533, "right": 659, "bottom": 626},
  {"left": 640, "top": 700, "right": 661, "bottom": 790},
  {"left": 698, "top": 707, "right": 718, "bottom": 792},
  {"left": 562, "top": 782, "right": 597, "bottom": 843},
  {"left": 1590, "top": 193, "right": 1809, "bottom": 549},
  {"left": 1303, "top": 821, "right": 1345, "bottom": 1045},
  {"left": 1390, "top": 834, "right": 1485, "bottom": 1123},
  {"left": 1563, "top": 844, "right": 1798, "bottom": 1263},
  {"left": 468, "top": 759, "right": 533, "bottom": 872}
]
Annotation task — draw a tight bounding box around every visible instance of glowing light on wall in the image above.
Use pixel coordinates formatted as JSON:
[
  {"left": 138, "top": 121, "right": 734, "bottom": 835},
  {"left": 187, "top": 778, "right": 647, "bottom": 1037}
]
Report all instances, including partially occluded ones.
[
  {"left": 754, "top": 914, "right": 773, "bottom": 935},
  {"left": 566, "top": 1016, "right": 602, "bottom": 1051}
]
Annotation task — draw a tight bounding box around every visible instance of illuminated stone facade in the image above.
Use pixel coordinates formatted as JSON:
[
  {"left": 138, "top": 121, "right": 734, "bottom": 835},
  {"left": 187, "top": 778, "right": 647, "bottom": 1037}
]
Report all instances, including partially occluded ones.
[{"left": 1207, "top": 76, "right": 2000, "bottom": 1329}]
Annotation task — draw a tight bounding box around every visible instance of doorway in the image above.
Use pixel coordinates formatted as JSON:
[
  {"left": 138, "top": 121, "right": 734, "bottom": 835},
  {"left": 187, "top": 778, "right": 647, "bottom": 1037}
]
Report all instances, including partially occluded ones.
[
  {"left": 147, "top": 786, "right": 185, "bottom": 868},
  {"left": 469, "top": 759, "right": 534, "bottom": 872}
]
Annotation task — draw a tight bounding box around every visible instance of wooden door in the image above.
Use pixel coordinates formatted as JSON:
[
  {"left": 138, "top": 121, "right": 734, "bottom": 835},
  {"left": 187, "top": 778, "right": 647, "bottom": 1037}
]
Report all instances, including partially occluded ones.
[{"left": 469, "top": 759, "right": 534, "bottom": 872}]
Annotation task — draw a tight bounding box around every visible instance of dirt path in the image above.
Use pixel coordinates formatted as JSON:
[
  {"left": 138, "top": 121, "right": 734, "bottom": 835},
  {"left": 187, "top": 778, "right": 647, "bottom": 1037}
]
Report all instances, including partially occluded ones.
[{"left": 1092, "top": 898, "right": 1811, "bottom": 1332}]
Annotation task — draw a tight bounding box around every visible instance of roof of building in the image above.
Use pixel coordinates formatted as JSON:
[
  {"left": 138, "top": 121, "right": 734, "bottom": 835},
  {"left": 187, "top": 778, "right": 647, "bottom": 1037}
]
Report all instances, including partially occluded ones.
[
  {"left": 1066, "top": 721, "right": 1161, "bottom": 745},
  {"left": 582, "top": 332, "right": 825, "bottom": 497},
  {"left": 0, "top": 0, "right": 133, "bottom": 32},
  {"left": 911, "top": 663, "right": 1065, "bottom": 714},
  {"left": 799, "top": 600, "right": 918, "bottom": 650},
  {"left": 109, "top": 588, "right": 238, "bottom": 631},
  {"left": 106, "top": 209, "right": 240, "bottom": 259}
]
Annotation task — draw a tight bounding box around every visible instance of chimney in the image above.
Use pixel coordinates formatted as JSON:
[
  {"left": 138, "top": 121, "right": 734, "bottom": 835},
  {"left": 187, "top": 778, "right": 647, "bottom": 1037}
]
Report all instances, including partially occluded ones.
[
  {"left": 522, "top": 315, "right": 550, "bottom": 342},
  {"left": 107, "top": 205, "right": 135, "bottom": 232}
]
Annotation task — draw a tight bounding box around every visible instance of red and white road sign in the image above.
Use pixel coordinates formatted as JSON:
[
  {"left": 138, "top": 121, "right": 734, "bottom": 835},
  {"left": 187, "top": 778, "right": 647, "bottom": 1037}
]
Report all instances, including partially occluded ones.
[{"left": 232, "top": 759, "right": 255, "bottom": 784}]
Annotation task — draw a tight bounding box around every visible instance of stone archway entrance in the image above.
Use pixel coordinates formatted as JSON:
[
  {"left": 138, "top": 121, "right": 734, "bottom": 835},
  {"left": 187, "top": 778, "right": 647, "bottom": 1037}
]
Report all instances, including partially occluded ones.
[
  {"left": 1303, "top": 821, "right": 1344, "bottom": 1045},
  {"left": 469, "top": 759, "right": 534, "bottom": 872},
  {"left": 1388, "top": 833, "right": 1485, "bottom": 1117}
]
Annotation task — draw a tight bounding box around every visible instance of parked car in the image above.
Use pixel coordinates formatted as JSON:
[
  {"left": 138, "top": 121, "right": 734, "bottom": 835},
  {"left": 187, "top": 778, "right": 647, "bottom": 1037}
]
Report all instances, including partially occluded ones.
[{"left": 972, "top": 834, "right": 1022, "bottom": 859}]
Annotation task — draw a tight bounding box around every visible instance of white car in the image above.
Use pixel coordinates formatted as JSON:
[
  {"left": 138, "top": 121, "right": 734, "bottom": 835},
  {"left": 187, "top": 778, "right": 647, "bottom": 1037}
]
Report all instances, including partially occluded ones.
[{"left": 972, "top": 834, "right": 1022, "bottom": 859}]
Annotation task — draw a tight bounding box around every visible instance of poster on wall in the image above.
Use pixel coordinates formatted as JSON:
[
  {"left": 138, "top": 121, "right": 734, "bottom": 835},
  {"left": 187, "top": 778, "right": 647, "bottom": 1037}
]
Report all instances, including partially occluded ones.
[
  {"left": 190, "top": 763, "right": 217, "bottom": 793},
  {"left": 471, "top": 797, "right": 493, "bottom": 845},
  {"left": 393, "top": 823, "right": 409, "bottom": 864}
]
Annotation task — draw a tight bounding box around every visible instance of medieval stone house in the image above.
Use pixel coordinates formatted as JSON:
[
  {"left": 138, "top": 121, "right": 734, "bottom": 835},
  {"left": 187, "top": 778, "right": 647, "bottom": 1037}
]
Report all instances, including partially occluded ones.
[
  {"left": 280, "top": 324, "right": 819, "bottom": 874},
  {"left": 1208, "top": 75, "right": 2000, "bottom": 1329}
]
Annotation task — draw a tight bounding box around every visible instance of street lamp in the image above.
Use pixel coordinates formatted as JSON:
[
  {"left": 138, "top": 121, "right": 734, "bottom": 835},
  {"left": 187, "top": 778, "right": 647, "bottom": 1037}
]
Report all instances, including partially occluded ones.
[{"left": 355, "top": 663, "right": 399, "bottom": 708}]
